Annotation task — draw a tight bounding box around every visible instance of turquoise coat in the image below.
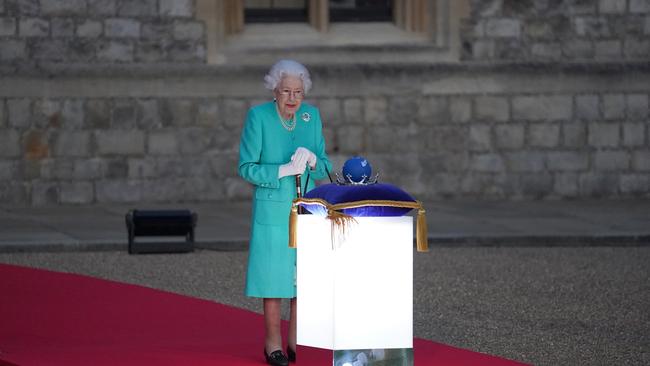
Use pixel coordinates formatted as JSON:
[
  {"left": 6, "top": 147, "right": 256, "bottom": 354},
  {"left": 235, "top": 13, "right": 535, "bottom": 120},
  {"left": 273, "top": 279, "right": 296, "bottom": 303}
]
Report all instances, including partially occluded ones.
[{"left": 238, "top": 101, "right": 332, "bottom": 298}]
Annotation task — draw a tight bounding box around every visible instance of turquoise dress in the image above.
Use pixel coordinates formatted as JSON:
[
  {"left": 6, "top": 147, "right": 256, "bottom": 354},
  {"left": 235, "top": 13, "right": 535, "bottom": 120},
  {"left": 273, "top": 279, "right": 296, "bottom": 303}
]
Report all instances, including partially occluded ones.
[{"left": 238, "top": 101, "right": 332, "bottom": 298}]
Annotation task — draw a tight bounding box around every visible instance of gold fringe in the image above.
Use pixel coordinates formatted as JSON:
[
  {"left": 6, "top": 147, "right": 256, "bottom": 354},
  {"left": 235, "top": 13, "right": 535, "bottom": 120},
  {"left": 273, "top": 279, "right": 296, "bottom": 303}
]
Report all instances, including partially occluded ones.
[
  {"left": 416, "top": 207, "right": 429, "bottom": 252},
  {"left": 291, "top": 198, "right": 429, "bottom": 252},
  {"left": 288, "top": 204, "right": 298, "bottom": 248}
]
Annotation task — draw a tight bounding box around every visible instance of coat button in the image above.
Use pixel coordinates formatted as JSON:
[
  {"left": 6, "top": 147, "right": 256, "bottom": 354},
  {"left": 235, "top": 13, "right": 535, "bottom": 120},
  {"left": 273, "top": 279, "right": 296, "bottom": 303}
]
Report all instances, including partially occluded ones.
[{"left": 268, "top": 193, "right": 273, "bottom": 198}]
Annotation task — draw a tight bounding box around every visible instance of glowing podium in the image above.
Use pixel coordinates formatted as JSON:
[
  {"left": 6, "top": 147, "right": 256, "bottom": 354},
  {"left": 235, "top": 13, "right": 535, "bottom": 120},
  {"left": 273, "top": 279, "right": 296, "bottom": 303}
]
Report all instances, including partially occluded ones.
[{"left": 296, "top": 214, "right": 414, "bottom": 365}]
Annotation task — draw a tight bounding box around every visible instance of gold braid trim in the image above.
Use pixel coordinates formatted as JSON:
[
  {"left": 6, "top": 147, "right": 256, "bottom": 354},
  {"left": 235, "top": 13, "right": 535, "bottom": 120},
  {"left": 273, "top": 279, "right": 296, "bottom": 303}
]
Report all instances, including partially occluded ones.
[{"left": 288, "top": 198, "right": 429, "bottom": 252}]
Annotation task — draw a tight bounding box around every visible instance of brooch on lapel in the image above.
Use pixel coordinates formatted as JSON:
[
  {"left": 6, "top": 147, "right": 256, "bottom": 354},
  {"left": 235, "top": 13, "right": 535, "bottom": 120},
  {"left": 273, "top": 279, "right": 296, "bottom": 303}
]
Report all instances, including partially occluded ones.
[{"left": 301, "top": 112, "right": 311, "bottom": 122}]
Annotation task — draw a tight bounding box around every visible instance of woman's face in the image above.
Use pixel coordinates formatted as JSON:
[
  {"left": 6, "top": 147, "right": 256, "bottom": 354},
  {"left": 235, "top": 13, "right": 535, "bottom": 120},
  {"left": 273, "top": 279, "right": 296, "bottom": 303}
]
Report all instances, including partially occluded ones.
[{"left": 274, "top": 75, "right": 304, "bottom": 119}]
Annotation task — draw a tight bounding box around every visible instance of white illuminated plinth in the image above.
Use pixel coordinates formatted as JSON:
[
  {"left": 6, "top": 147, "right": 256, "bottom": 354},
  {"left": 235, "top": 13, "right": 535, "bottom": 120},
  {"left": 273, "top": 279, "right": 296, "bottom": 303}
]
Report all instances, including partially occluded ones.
[{"left": 296, "top": 215, "right": 413, "bottom": 350}]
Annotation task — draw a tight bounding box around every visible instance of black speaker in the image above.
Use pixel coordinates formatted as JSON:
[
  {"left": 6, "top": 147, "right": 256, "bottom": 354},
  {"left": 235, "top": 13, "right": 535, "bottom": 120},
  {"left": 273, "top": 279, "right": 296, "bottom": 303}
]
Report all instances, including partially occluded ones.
[{"left": 125, "top": 209, "right": 197, "bottom": 254}]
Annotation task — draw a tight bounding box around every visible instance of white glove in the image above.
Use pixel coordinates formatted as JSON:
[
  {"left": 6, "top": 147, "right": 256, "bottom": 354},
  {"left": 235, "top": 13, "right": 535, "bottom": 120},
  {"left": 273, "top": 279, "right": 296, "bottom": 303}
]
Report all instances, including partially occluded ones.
[
  {"left": 293, "top": 147, "right": 317, "bottom": 169},
  {"left": 278, "top": 152, "right": 308, "bottom": 178}
]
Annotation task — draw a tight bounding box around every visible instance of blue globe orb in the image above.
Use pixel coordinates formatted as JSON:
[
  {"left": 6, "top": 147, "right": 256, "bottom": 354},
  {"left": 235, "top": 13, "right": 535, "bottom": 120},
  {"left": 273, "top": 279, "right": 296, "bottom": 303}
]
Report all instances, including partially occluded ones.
[{"left": 342, "top": 156, "right": 372, "bottom": 184}]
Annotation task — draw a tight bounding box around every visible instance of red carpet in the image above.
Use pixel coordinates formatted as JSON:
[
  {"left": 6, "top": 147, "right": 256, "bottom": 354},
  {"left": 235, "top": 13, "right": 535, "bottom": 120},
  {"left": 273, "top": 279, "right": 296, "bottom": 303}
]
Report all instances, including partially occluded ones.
[{"left": 0, "top": 263, "right": 528, "bottom": 365}]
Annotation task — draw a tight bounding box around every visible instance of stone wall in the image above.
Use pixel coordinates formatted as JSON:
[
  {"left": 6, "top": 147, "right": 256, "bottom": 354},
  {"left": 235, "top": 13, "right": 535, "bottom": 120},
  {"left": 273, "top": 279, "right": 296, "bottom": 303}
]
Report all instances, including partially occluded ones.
[
  {"left": 1, "top": 64, "right": 649, "bottom": 205},
  {"left": 0, "top": 0, "right": 204, "bottom": 65},
  {"left": 463, "top": 0, "right": 650, "bottom": 61}
]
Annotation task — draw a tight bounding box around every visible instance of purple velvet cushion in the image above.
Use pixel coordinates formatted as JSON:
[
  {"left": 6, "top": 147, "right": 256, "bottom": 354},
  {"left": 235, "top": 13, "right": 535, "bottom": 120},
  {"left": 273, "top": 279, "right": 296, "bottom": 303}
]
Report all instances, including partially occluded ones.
[{"left": 301, "top": 183, "right": 416, "bottom": 217}]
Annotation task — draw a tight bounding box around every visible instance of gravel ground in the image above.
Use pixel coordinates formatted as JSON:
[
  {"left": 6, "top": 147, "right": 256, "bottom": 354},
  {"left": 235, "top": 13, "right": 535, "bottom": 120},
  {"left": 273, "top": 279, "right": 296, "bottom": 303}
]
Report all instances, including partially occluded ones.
[{"left": 1, "top": 247, "right": 648, "bottom": 366}]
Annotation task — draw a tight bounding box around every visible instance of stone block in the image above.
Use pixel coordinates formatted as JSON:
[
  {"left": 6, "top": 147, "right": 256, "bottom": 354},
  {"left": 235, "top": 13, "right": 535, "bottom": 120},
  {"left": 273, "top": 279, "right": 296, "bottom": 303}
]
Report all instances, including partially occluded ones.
[
  {"left": 134, "top": 99, "right": 161, "bottom": 128},
  {"left": 0, "top": 100, "right": 4, "bottom": 127},
  {"left": 0, "top": 0, "right": 4, "bottom": 14},
  {"left": 0, "top": 161, "right": 14, "bottom": 180},
  {"left": 135, "top": 41, "right": 166, "bottom": 62},
  {"left": 117, "top": 0, "right": 156, "bottom": 17},
  {"left": 575, "top": 94, "right": 600, "bottom": 120},
  {"left": 66, "top": 39, "right": 96, "bottom": 62},
  {"left": 588, "top": 122, "right": 620, "bottom": 147},
  {"left": 155, "top": 157, "right": 186, "bottom": 177},
  {"left": 519, "top": 173, "right": 554, "bottom": 198},
  {"left": 7, "top": 99, "right": 31, "bottom": 128},
  {"left": 364, "top": 96, "right": 388, "bottom": 124},
  {"left": 562, "top": 122, "right": 587, "bottom": 147},
  {"left": 626, "top": 94, "right": 648, "bottom": 120},
  {"left": 96, "top": 130, "right": 145, "bottom": 155},
  {"left": 173, "top": 21, "right": 204, "bottom": 40},
  {"left": 53, "top": 131, "right": 90, "bottom": 157},
  {"left": 315, "top": 98, "right": 340, "bottom": 126},
  {"left": 343, "top": 98, "right": 362, "bottom": 123},
  {"left": 475, "top": 96, "right": 509, "bottom": 122},
  {"left": 141, "top": 21, "right": 173, "bottom": 40},
  {"left": 160, "top": 0, "right": 193, "bottom": 17},
  {"left": 595, "top": 40, "right": 621, "bottom": 58},
  {"left": 41, "top": 0, "right": 87, "bottom": 16},
  {"left": 60, "top": 181, "right": 94, "bottom": 204},
  {"left": 97, "top": 40, "right": 133, "bottom": 62},
  {"left": 574, "top": 16, "right": 611, "bottom": 37},
  {"left": 336, "top": 125, "right": 364, "bottom": 154},
  {"left": 645, "top": 15, "right": 650, "bottom": 35},
  {"left": 547, "top": 151, "right": 589, "bottom": 171},
  {"left": 85, "top": 100, "right": 110, "bottom": 129},
  {"left": 554, "top": 173, "right": 579, "bottom": 196},
  {"left": 20, "top": 160, "right": 42, "bottom": 180},
  {"left": 418, "top": 96, "right": 448, "bottom": 124},
  {"left": 470, "top": 153, "right": 505, "bottom": 172},
  {"left": 32, "top": 39, "right": 69, "bottom": 61},
  {"left": 22, "top": 130, "right": 49, "bottom": 160},
  {"left": 562, "top": 39, "right": 594, "bottom": 58},
  {"left": 449, "top": 97, "right": 471, "bottom": 123},
  {"left": 494, "top": 124, "right": 524, "bottom": 149},
  {"left": 73, "top": 159, "right": 104, "bottom": 180},
  {"left": 525, "top": 20, "right": 553, "bottom": 39},
  {"left": 594, "top": 150, "right": 630, "bottom": 171},
  {"left": 105, "top": 18, "right": 140, "bottom": 38},
  {"left": 88, "top": 0, "right": 116, "bottom": 16},
  {"left": 148, "top": 131, "right": 178, "bottom": 155},
  {"left": 51, "top": 18, "right": 74, "bottom": 37},
  {"left": 602, "top": 94, "right": 625, "bottom": 120},
  {"left": 195, "top": 99, "right": 219, "bottom": 127},
  {"left": 632, "top": 150, "right": 650, "bottom": 170},
  {"left": 0, "top": 130, "right": 20, "bottom": 157},
  {"left": 207, "top": 153, "right": 237, "bottom": 177},
  {"left": 0, "top": 182, "right": 29, "bottom": 205},
  {"left": 620, "top": 174, "right": 650, "bottom": 195},
  {"left": 222, "top": 98, "right": 245, "bottom": 128},
  {"left": 469, "top": 124, "right": 492, "bottom": 151},
  {"left": 0, "top": 40, "right": 26, "bottom": 61},
  {"left": 579, "top": 173, "right": 619, "bottom": 196},
  {"left": 599, "top": 0, "right": 627, "bottom": 13},
  {"left": 105, "top": 159, "right": 128, "bottom": 178},
  {"left": 31, "top": 181, "right": 59, "bottom": 206},
  {"left": 167, "top": 41, "right": 205, "bottom": 62},
  {"left": 388, "top": 96, "right": 418, "bottom": 124},
  {"left": 5, "top": 0, "right": 39, "bottom": 15},
  {"left": 531, "top": 42, "right": 562, "bottom": 59},
  {"left": 128, "top": 158, "right": 156, "bottom": 179},
  {"left": 96, "top": 180, "right": 142, "bottom": 203},
  {"left": 623, "top": 37, "right": 650, "bottom": 58},
  {"left": 33, "top": 99, "right": 61, "bottom": 128},
  {"left": 630, "top": 0, "right": 650, "bottom": 13},
  {"left": 485, "top": 18, "right": 521, "bottom": 38},
  {"left": 61, "top": 99, "right": 84, "bottom": 129},
  {"left": 211, "top": 126, "right": 239, "bottom": 152},
  {"left": 178, "top": 128, "right": 211, "bottom": 155},
  {"left": 428, "top": 126, "right": 468, "bottom": 152},
  {"left": 76, "top": 20, "right": 102, "bottom": 38},
  {"left": 623, "top": 123, "right": 646, "bottom": 146},
  {"left": 505, "top": 151, "right": 545, "bottom": 172},
  {"left": 528, "top": 123, "right": 560, "bottom": 147},
  {"left": 111, "top": 99, "right": 136, "bottom": 129},
  {"left": 512, "top": 95, "right": 572, "bottom": 121},
  {"left": 18, "top": 17, "right": 48, "bottom": 36},
  {"left": 40, "top": 159, "right": 74, "bottom": 180}
]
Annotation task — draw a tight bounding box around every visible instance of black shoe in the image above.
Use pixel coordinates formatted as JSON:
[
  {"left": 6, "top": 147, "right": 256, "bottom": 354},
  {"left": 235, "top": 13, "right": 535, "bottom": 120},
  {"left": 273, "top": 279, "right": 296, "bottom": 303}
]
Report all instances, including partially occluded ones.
[
  {"left": 264, "top": 349, "right": 289, "bottom": 366},
  {"left": 287, "top": 346, "right": 296, "bottom": 363}
]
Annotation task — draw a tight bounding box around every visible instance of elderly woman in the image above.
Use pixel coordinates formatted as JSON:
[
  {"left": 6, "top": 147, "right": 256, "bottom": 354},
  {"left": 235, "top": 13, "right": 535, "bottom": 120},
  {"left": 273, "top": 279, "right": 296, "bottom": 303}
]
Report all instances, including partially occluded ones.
[{"left": 238, "top": 60, "right": 332, "bottom": 366}]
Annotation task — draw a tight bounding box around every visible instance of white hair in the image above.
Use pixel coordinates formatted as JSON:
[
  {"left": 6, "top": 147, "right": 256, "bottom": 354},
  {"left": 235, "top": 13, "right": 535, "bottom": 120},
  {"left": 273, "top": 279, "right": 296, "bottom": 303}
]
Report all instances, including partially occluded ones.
[{"left": 264, "top": 59, "right": 312, "bottom": 94}]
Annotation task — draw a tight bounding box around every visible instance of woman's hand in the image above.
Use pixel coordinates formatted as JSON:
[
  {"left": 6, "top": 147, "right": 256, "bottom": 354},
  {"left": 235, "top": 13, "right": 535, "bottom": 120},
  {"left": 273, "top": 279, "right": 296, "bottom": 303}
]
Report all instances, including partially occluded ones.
[
  {"left": 278, "top": 152, "right": 308, "bottom": 178},
  {"left": 293, "top": 147, "right": 317, "bottom": 169}
]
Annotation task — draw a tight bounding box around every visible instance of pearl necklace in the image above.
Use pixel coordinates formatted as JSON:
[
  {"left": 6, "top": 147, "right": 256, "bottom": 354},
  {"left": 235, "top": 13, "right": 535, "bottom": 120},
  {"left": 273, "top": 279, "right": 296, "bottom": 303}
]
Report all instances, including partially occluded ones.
[{"left": 276, "top": 104, "right": 296, "bottom": 131}]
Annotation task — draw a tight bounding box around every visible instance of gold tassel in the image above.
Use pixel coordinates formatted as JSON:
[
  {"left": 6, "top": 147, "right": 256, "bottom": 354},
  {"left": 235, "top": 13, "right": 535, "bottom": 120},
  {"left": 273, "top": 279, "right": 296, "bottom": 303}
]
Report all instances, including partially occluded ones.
[
  {"left": 416, "top": 207, "right": 429, "bottom": 252},
  {"left": 288, "top": 204, "right": 298, "bottom": 248}
]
